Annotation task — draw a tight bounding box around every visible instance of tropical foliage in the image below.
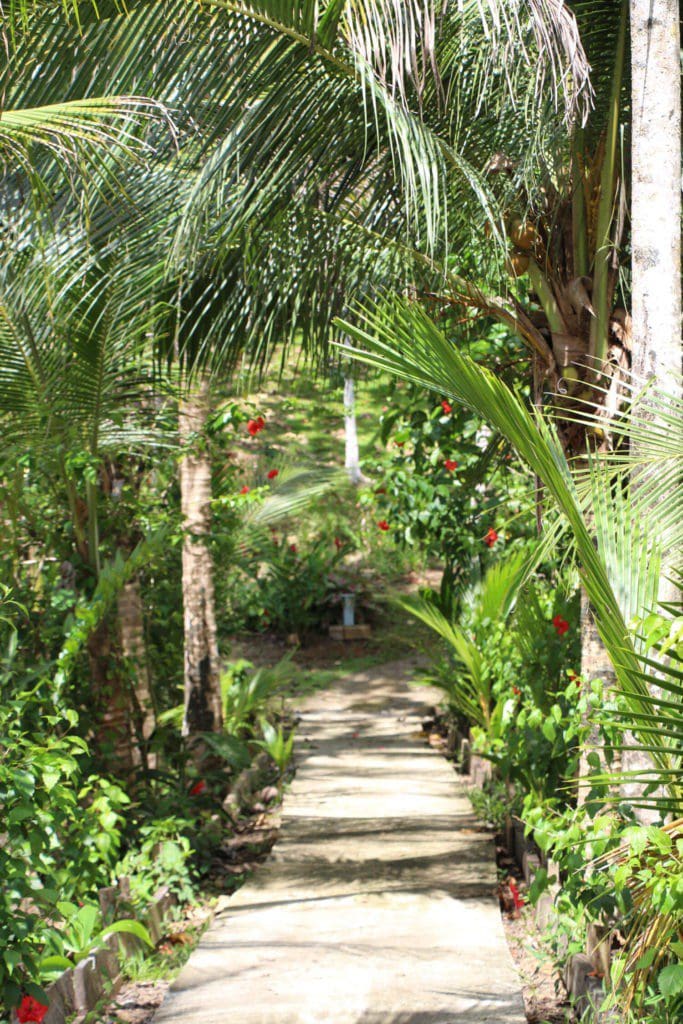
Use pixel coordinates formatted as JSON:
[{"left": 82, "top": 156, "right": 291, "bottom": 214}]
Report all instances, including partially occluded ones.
[{"left": 0, "top": 0, "right": 680, "bottom": 1020}]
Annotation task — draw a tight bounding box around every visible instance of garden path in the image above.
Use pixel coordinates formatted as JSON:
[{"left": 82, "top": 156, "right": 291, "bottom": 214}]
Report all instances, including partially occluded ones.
[{"left": 153, "top": 660, "right": 525, "bottom": 1023}]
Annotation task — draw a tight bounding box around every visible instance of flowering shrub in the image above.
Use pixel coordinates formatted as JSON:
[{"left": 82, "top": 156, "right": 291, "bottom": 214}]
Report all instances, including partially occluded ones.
[
  {"left": 230, "top": 533, "right": 353, "bottom": 637},
  {"left": 363, "top": 383, "right": 532, "bottom": 594}
]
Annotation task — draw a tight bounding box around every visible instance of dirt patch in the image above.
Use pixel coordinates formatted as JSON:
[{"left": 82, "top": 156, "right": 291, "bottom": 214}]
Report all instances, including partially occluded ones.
[{"left": 496, "top": 841, "right": 570, "bottom": 1024}]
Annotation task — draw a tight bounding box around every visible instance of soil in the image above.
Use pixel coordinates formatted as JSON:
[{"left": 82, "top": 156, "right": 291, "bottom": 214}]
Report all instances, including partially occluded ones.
[
  {"left": 495, "top": 839, "right": 571, "bottom": 1024},
  {"left": 503, "top": 908, "right": 570, "bottom": 1024}
]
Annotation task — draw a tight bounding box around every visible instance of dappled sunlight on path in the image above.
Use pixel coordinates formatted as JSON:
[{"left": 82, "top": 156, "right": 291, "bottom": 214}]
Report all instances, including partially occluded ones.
[{"left": 153, "top": 660, "right": 524, "bottom": 1023}]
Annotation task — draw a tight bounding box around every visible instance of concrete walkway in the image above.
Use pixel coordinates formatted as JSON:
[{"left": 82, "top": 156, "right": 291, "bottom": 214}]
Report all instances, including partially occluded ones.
[{"left": 154, "top": 661, "right": 525, "bottom": 1023}]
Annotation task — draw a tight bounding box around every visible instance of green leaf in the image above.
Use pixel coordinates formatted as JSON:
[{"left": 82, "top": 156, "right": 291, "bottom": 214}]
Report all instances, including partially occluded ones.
[
  {"left": 658, "top": 963, "right": 683, "bottom": 998},
  {"left": 3, "top": 950, "right": 21, "bottom": 973},
  {"left": 541, "top": 719, "right": 556, "bottom": 743},
  {"left": 635, "top": 948, "right": 656, "bottom": 970},
  {"left": 23, "top": 981, "right": 49, "bottom": 1003},
  {"left": 39, "top": 955, "right": 73, "bottom": 974},
  {"left": 100, "top": 919, "right": 153, "bottom": 949}
]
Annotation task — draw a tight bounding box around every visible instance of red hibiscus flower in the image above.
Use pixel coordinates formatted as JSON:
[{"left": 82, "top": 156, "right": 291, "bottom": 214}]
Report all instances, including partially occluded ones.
[
  {"left": 508, "top": 877, "right": 525, "bottom": 910},
  {"left": 444, "top": 459, "right": 458, "bottom": 472},
  {"left": 484, "top": 527, "right": 498, "bottom": 548},
  {"left": 190, "top": 780, "right": 207, "bottom": 796},
  {"left": 552, "top": 615, "right": 570, "bottom": 636},
  {"left": 247, "top": 416, "right": 265, "bottom": 436},
  {"left": 239, "top": 485, "right": 250, "bottom": 495},
  {"left": 377, "top": 520, "right": 390, "bottom": 531},
  {"left": 441, "top": 400, "right": 452, "bottom": 414},
  {"left": 267, "top": 469, "right": 279, "bottom": 480},
  {"left": 17, "top": 996, "right": 48, "bottom": 1023}
]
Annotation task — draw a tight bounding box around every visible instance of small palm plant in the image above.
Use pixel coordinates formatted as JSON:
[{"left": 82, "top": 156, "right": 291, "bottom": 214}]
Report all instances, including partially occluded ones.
[
  {"left": 255, "top": 721, "right": 296, "bottom": 778},
  {"left": 399, "top": 548, "right": 530, "bottom": 731}
]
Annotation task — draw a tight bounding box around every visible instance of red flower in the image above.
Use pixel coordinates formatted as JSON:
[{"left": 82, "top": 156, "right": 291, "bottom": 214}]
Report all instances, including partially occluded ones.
[
  {"left": 247, "top": 416, "right": 265, "bottom": 436},
  {"left": 394, "top": 441, "right": 405, "bottom": 448},
  {"left": 441, "top": 400, "right": 452, "bottom": 414},
  {"left": 377, "top": 520, "right": 390, "bottom": 531},
  {"left": 508, "top": 877, "right": 525, "bottom": 910},
  {"left": 444, "top": 459, "right": 458, "bottom": 472},
  {"left": 484, "top": 528, "right": 498, "bottom": 548},
  {"left": 17, "top": 996, "right": 48, "bottom": 1023},
  {"left": 334, "top": 537, "right": 343, "bottom": 549},
  {"left": 512, "top": 686, "right": 521, "bottom": 696},
  {"left": 289, "top": 544, "right": 298, "bottom": 554},
  {"left": 552, "top": 615, "right": 570, "bottom": 636},
  {"left": 567, "top": 669, "right": 578, "bottom": 680},
  {"left": 190, "top": 780, "right": 207, "bottom": 796},
  {"left": 267, "top": 469, "right": 279, "bottom": 480},
  {"left": 239, "top": 485, "right": 250, "bottom": 495}
]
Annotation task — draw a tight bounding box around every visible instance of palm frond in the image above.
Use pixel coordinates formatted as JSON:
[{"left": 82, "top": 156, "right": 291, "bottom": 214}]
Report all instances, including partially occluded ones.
[{"left": 338, "top": 297, "right": 681, "bottom": 809}]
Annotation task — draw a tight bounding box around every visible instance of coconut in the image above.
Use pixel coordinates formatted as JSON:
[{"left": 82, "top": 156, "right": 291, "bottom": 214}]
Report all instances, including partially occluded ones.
[
  {"left": 505, "top": 252, "right": 529, "bottom": 277},
  {"left": 510, "top": 219, "right": 537, "bottom": 251}
]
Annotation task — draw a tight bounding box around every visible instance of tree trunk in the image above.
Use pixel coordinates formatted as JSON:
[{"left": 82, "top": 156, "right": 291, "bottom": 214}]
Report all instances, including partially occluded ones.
[
  {"left": 626, "top": 0, "right": 681, "bottom": 807},
  {"left": 179, "top": 376, "right": 223, "bottom": 736},
  {"left": 87, "top": 617, "right": 134, "bottom": 771},
  {"left": 577, "top": 588, "right": 617, "bottom": 797},
  {"left": 343, "top": 373, "right": 364, "bottom": 484},
  {"left": 630, "top": 0, "right": 681, "bottom": 392},
  {"left": 117, "top": 576, "right": 156, "bottom": 767},
  {"left": 630, "top": 0, "right": 681, "bottom": 602}
]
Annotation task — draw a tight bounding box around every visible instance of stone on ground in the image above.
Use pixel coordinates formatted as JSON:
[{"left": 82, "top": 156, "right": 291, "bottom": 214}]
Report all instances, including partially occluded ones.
[{"left": 154, "top": 661, "right": 525, "bottom": 1023}]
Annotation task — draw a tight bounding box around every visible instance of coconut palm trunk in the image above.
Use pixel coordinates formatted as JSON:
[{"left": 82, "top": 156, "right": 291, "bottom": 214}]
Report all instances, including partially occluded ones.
[
  {"left": 630, "top": 0, "right": 681, "bottom": 584},
  {"left": 623, "top": 0, "right": 682, "bottom": 802},
  {"left": 87, "top": 617, "right": 135, "bottom": 770},
  {"left": 179, "top": 375, "right": 223, "bottom": 736},
  {"left": 630, "top": 0, "right": 681, "bottom": 393},
  {"left": 117, "top": 577, "right": 156, "bottom": 767}
]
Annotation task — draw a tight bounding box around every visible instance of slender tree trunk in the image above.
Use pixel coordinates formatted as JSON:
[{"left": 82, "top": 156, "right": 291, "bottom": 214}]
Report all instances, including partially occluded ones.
[
  {"left": 117, "top": 577, "right": 156, "bottom": 767},
  {"left": 577, "top": 588, "right": 617, "bottom": 795},
  {"left": 343, "top": 373, "right": 364, "bottom": 484},
  {"left": 179, "top": 375, "right": 223, "bottom": 735}
]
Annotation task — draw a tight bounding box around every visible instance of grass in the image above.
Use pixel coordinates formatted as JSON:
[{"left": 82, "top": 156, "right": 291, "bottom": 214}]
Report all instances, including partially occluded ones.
[
  {"left": 121, "top": 916, "right": 212, "bottom": 985},
  {"left": 235, "top": 358, "right": 392, "bottom": 468}
]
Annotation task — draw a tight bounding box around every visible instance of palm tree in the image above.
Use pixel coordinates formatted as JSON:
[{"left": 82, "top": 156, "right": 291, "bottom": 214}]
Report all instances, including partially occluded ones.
[
  {"left": 0, "top": 222, "right": 172, "bottom": 767},
  {"left": 629, "top": 0, "right": 681, "bottom": 599},
  {"left": 178, "top": 375, "right": 223, "bottom": 737}
]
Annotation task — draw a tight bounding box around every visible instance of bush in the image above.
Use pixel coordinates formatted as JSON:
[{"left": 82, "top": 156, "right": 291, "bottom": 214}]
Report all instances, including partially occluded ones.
[
  {"left": 0, "top": 686, "right": 128, "bottom": 1007},
  {"left": 230, "top": 532, "right": 352, "bottom": 636}
]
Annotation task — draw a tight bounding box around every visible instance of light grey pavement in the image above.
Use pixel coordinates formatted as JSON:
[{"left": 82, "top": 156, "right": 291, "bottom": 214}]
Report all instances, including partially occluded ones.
[{"left": 154, "top": 660, "right": 525, "bottom": 1023}]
